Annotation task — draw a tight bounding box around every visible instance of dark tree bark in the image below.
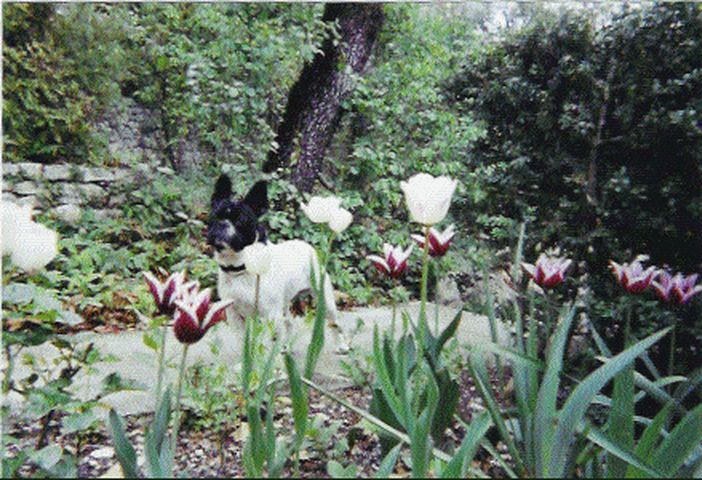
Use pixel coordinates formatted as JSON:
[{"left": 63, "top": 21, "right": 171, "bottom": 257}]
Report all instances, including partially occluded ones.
[{"left": 263, "top": 3, "right": 385, "bottom": 192}]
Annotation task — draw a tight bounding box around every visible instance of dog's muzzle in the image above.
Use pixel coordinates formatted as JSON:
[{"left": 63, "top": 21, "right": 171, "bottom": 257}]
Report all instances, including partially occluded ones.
[{"left": 207, "top": 221, "right": 232, "bottom": 251}]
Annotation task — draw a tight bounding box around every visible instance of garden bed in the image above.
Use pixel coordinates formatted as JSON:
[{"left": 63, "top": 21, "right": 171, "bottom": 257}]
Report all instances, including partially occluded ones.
[{"left": 4, "top": 371, "right": 510, "bottom": 478}]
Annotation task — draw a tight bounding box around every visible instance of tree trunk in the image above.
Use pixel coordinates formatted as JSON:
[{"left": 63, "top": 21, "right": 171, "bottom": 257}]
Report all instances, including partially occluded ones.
[{"left": 263, "top": 3, "right": 385, "bottom": 192}]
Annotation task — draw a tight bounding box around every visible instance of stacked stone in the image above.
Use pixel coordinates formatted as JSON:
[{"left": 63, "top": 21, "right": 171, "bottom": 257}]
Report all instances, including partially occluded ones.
[{"left": 2, "top": 163, "right": 136, "bottom": 223}]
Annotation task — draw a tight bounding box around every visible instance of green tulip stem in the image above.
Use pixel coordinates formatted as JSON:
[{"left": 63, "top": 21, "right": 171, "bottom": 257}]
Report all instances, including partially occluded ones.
[
  {"left": 171, "top": 344, "right": 190, "bottom": 456},
  {"left": 254, "top": 274, "right": 261, "bottom": 320},
  {"left": 419, "top": 225, "right": 431, "bottom": 354},
  {"left": 667, "top": 325, "right": 676, "bottom": 385},
  {"left": 155, "top": 316, "right": 168, "bottom": 405},
  {"left": 434, "top": 260, "right": 441, "bottom": 335},
  {"left": 391, "top": 294, "right": 397, "bottom": 340}
]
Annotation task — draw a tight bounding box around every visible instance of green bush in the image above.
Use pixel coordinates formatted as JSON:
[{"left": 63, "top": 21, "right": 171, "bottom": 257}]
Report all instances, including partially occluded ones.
[
  {"left": 3, "top": 4, "right": 128, "bottom": 164},
  {"left": 447, "top": 4, "right": 702, "bottom": 373}
]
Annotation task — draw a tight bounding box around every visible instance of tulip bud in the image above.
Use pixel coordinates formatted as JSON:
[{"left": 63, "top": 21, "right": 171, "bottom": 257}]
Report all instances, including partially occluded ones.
[
  {"left": 400, "top": 173, "right": 458, "bottom": 226},
  {"left": 242, "top": 242, "right": 272, "bottom": 276},
  {"left": 301, "top": 196, "right": 342, "bottom": 224},
  {"left": 328, "top": 208, "right": 353, "bottom": 234}
]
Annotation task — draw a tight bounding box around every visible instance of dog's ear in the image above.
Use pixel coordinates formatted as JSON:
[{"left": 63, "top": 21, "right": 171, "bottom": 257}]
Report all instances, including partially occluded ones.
[
  {"left": 243, "top": 180, "right": 268, "bottom": 217},
  {"left": 212, "top": 174, "right": 232, "bottom": 207}
]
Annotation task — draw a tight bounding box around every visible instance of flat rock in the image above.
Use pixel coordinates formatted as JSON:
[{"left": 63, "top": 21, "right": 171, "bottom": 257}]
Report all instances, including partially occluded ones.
[
  {"left": 3, "top": 163, "right": 20, "bottom": 176},
  {"left": 54, "top": 204, "right": 82, "bottom": 224},
  {"left": 80, "top": 167, "right": 115, "bottom": 183},
  {"left": 44, "top": 164, "right": 73, "bottom": 181},
  {"left": 13, "top": 181, "right": 44, "bottom": 196},
  {"left": 5, "top": 302, "right": 508, "bottom": 418},
  {"left": 91, "top": 447, "right": 115, "bottom": 459},
  {"left": 17, "top": 162, "right": 43, "bottom": 177}
]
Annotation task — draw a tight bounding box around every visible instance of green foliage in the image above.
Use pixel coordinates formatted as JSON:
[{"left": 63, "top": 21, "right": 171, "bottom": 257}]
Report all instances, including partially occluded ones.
[
  {"left": 448, "top": 3, "right": 702, "bottom": 373},
  {"left": 118, "top": 3, "right": 327, "bottom": 168},
  {"left": 369, "top": 308, "right": 462, "bottom": 458},
  {"left": 3, "top": 4, "right": 128, "bottom": 163},
  {"left": 108, "top": 388, "right": 174, "bottom": 478}
]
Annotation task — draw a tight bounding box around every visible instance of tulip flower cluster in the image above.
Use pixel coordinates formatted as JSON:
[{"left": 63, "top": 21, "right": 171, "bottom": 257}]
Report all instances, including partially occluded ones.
[
  {"left": 610, "top": 257, "right": 702, "bottom": 306},
  {"left": 364, "top": 174, "right": 459, "bottom": 281},
  {"left": 652, "top": 271, "right": 702, "bottom": 305},
  {"left": 301, "top": 196, "right": 353, "bottom": 233},
  {"left": 143, "top": 270, "right": 232, "bottom": 344},
  {"left": 2, "top": 201, "right": 58, "bottom": 273}
]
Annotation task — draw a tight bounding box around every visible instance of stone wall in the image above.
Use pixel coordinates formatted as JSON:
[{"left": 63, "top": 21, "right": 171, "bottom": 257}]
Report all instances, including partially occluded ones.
[{"left": 2, "top": 162, "right": 143, "bottom": 223}]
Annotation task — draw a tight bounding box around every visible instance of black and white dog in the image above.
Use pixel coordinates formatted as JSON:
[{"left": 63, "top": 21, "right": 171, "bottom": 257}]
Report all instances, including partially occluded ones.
[{"left": 207, "top": 175, "right": 349, "bottom": 351}]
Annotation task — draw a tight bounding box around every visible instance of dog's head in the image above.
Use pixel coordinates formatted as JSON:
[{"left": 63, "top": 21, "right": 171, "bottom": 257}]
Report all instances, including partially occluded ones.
[{"left": 207, "top": 175, "right": 268, "bottom": 255}]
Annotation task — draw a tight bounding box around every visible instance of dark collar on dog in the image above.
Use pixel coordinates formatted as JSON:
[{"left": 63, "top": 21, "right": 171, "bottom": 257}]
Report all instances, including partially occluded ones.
[{"left": 221, "top": 264, "right": 246, "bottom": 273}]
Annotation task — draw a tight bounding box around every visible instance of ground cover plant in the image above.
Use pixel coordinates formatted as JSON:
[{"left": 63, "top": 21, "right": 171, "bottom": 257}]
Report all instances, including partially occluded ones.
[{"left": 3, "top": 2, "right": 702, "bottom": 478}]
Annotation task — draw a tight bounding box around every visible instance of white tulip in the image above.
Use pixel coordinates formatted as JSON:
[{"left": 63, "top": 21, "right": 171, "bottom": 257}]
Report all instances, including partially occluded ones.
[
  {"left": 400, "top": 173, "right": 458, "bottom": 226},
  {"left": 301, "top": 196, "right": 342, "bottom": 224},
  {"left": 2, "top": 202, "right": 34, "bottom": 255},
  {"left": 10, "top": 221, "right": 58, "bottom": 273},
  {"left": 328, "top": 207, "right": 353, "bottom": 234},
  {"left": 242, "top": 242, "right": 272, "bottom": 276}
]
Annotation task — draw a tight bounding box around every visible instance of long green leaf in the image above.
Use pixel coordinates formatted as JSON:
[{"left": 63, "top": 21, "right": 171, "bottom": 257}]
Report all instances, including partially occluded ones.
[
  {"left": 468, "top": 353, "right": 527, "bottom": 476},
  {"left": 534, "top": 305, "right": 576, "bottom": 476},
  {"left": 469, "top": 342, "right": 544, "bottom": 370},
  {"left": 304, "top": 259, "right": 326, "bottom": 378},
  {"left": 435, "top": 306, "right": 464, "bottom": 357},
  {"left": 440, "top": 411, "right": 491, "bottom": 478},
  {"left": 108, "top": 409, "right": 139, "bottom": 478},
  {"left": 548, "top": 327, "right": 670, "bottom": 476},
  {"left": 145, "top": 387, "right": 171, "bottom": 478},
  {"left": 627, "top": 403, "right": 672, "bottom": 477},
  {"left": 372, "top": 326, "right": 407, "bottom": 426},
  {"left": 374, "top": 443, "right": 403, "bottom": 478},
  {"left": 284, "top": 353, "right": 308, "bottom": 448},
  {"left": 607, "top": 357, "right": 635, "bottom": 477},
  {"left": 410, "top": 363, "right": 438, "bottom": 479},
  {"left": 649, "top": 402, "right": 702, "bottom": 476},
  {"left": 585, "top": 425, "right": 662, "bottom": 477}
]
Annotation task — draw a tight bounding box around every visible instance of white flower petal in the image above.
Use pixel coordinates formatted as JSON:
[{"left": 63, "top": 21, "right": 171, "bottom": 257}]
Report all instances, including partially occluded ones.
[
  {"left": 301, "top": 196, "right": 342, "bottom": 224},
  {"left": 242, "top": 242, "right": 272, "bottom": 275},
  {"left": 401, "top": 174, "right": 457, "bottom": 225},
  {"left": 328, "top": 207, "right": 352, "bottom": 233}
]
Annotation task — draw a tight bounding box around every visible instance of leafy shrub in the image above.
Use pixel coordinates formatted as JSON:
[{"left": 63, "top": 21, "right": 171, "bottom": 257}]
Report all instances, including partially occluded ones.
[
  {"left": 3, "top": 4, "right": 128, "bottom": 163},
  {"left": 447, "top": 3, "right": 702, "bottom": 373}
]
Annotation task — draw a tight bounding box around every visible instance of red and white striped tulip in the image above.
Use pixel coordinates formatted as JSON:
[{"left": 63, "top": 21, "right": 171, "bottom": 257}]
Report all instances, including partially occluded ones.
[
  {"left": 522, "top": 254, "right": 572, "bottom": 289},
  {"left": 653, "top": 270, "right": 702, "bottom": 305},
  {"left": 367, "top": 243, "right": 414, "bottom": 279},
  {"left": 143, "top": 270, "right": 194, "bottom": 316},
  {"left": 411, "top": 224, "right": 456, "bottom": 258},
  {"left": 173, "top": 287, "right": 233, "bottom": 344},
  {"left": 609, "top": 259, "right": 657, "bottom": 294}
]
